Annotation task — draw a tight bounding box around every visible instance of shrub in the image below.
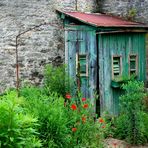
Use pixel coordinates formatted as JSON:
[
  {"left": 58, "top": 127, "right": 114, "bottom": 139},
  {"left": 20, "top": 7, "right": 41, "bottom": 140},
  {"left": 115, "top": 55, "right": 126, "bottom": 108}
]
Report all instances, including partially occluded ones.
[
  {"left": 144, "top": 94, "right": 148, "bottom": 112},
  {"left": 113, "top": 80, "right": 148, "bottom": 145},
  {"left": 44, "top": 64, "right": 74, "bottom": 97},
  {"left": 20, "top": 86, "right": 70, "bottom": 147},
  {"left": 142, "top": 112, "right": 148, "bottom": 141},
  {"left": 0, "top": 91, "right": 41, "bottom": 148}
]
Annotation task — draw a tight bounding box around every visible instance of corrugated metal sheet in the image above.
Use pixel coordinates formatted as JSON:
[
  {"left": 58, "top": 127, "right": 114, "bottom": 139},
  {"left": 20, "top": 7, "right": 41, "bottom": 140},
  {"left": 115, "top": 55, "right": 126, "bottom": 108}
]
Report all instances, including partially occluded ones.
[{"left": 57, "top": 10, "right": 147, "bottom": 28}]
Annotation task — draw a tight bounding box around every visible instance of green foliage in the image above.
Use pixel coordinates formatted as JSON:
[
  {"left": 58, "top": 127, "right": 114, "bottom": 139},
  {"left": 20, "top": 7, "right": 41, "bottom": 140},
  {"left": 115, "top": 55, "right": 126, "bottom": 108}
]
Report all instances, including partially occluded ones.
[
  {"left": 20, "top": 86, "right": 70, "bottom": 147},
  {"left": 44, "top": 64, "right": 74, "bottom": 97},
  {"left": 2, "top": 66, "right": 148, "bottom": 147},
  {"left": 142, "top": 112, "right": 148, "bottom": 140},
  {"left": 0, "top": 63, "right": 107, "bottom": 147},
  {"left": 113, "top": 80, "right": 148, "bottom": 145},
  {"left": 127, "top": 8, "right": 137, "bottom": 20},
  {"left": 144, "top": 94, "right": 148, "bottom": 112},
  {"left": 0, "top": 91, "right": 41, "bottom": 148},
  {"left": 101, "top": 112, "right": 115, "bottom": 138},
  {"left": 63, "top": 95, "right": 105, "bottom": 148},
  {"left": 20, "top": 85, "right": 106, "bottom": 147},
  {"left": 112, "top": 74, "right": 136, "bottom": 82}
]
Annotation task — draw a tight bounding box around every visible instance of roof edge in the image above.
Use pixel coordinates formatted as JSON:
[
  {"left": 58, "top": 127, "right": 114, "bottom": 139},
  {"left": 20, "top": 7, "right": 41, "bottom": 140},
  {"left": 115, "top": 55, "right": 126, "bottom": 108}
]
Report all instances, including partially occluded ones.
[{"left": 56, "top": 9, "right": 148, "bottom": 29}]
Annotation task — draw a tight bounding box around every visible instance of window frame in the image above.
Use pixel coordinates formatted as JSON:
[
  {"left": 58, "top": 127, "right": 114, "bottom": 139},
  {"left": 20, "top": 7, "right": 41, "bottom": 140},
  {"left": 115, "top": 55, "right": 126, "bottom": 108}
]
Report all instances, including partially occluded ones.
[
  {"left": 128, "top": 54, "right": 138, "bottom": 76},
  {"left": 76, "top": 53, "right": 88, "bottom": 77},
  {"left": 112, "top": 55, "right": 122, "bottom": 79}
]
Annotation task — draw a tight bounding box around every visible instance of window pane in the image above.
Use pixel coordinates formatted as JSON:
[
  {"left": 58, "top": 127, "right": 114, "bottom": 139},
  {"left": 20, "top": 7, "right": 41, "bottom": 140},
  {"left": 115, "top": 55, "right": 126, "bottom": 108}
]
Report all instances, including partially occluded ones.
[
  {"left": 129, "top": 55, "right": 137, "bottom": 76},
  {"left": 77, "top": 54, "right": 88, "bottom": 76},
  {"left": 113, "top": 56, "right": 121, "bottom": 78}
]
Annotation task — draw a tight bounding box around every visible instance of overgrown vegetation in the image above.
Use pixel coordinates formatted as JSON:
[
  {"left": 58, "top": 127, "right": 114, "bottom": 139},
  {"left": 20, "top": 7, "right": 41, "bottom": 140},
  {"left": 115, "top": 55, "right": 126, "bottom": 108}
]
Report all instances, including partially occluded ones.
[
  {"left": 0, "top": 87, "right": 106, "bottom": 147},
  {"left": 44, "top": 64, "right": 74, "bottom": 97},
  {"left": 0, "top": 64, "right": 106, "bottom": 147},
  {"left": 0, "top": 65, "right": 148, "bottom": 147},
  {"left": 112, "top": 80, "right": 148, "bottom": 145},
  {"left": 0, "top": 91, "right": 41, "bottom": 148}
]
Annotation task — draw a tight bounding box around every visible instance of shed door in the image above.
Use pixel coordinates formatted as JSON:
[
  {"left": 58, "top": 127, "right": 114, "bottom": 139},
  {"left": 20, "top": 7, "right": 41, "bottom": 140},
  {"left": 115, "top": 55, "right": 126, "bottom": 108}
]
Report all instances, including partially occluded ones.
[{"left": 65, "top": 30, "right": 97, "bottom": 105}]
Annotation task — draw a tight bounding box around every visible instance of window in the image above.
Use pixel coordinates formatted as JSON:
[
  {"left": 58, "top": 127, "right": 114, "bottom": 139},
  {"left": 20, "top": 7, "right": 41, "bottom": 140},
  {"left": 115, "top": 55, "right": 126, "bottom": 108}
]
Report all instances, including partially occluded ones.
[
  {"left": 112, "top": 56, "right": 122, "bottom": 78},
  {"left": 76, "top": 54, "right": 88, "bottom": 77},
  {"left": 129, "top": 54, "right": 138, "bottom": 76}
]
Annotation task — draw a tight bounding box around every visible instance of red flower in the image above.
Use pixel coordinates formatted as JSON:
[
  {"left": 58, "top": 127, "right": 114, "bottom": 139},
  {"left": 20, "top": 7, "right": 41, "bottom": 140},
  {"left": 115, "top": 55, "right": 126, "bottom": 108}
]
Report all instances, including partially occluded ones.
[
  {"left": 72, "top": 127, "right": 77, "bottom": 132},
  {"left": 101, "top": 125, "right": 105, "bottom": 128},
  {"left": 83, "top": 104, "right": 88, "bottom": 109},
  {"left": 65, "top": 93, "right": 71, "bottom": 99},
  {"left": 98, "top": 118, "right": 104, "bottom": 123},
  {"left": 82, "top": 98, "right": 86, "bottom": 102},
  {"left": 71, "top": 104, "right": 77, "bottom": 110}
]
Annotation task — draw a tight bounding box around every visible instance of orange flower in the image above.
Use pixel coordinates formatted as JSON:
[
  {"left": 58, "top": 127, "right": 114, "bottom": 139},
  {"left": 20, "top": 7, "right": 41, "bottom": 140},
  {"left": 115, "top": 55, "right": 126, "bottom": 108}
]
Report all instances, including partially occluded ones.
[
  {"left": 102, "top": 125, "right": 105, "bottom": 128},
  {"left": 83, "top": 104, "right": 88, "bottom": 109},
  {"left": 72, "top": 127, "right": 77, "bottom": 132},
  {"left": 82, "top": 98, "right": 86, "bottom": 102},
  {"left": 98, "top": 118, "right": 104, "bottom": 123},
  {"left": 65, "top": 93, "right": 71, "bottom": 99},
  {"left": 71, "top": 104, "right": 77, "bottom": 110}
]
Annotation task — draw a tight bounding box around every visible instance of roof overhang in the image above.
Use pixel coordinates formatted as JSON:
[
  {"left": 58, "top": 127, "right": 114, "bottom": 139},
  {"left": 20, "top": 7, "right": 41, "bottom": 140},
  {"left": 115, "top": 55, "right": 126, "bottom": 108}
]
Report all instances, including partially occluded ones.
[{"left": 57, "top": 9, "right": 148, "bottom": 29}]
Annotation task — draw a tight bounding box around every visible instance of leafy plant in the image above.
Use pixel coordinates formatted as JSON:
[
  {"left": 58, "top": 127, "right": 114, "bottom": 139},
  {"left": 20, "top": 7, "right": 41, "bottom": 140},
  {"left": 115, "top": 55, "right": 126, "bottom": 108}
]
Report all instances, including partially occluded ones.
[
  {"left": 113, "top": 80, "right": 148, "bottom": 145},
  {"left": 127, "top": 8, "right": 137, "bottom": 20},
  {"left": 64, "top": 94, "right": 106, "bottom": 148},
  {"left": 112, "top": 74, "right": 136, "bottom": 82},
  {"left": 44, "top": 64, "right": 75, "bottom": 97},
  {"left": 20, "top": 86, "right": 70, "bottom": 147},
  {"left": 144, "top": 94, "right": 148, "bottom": 112},
  {"left": 0, "top": 91, "right": 41, "bottom": 148},
  {"left": 20, "top": 85, "right": 106, "bottom": 147}
]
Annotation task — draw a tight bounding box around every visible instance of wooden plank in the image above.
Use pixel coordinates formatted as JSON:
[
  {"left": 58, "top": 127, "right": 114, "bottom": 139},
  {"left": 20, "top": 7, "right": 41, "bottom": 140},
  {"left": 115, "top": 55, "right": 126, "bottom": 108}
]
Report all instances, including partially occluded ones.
[
  {"left": 132, "top": 33, "right": 142, "bottom": 81},
  {"left": 67, "top": 31, "right": 77, "bottom": 95},
  {"left": 65, "top": 31, "right": 68, "bottom": 68},
  {"left": 88, "top": 31, "right": 97, "bottom": 109},
  {"left": 140, "top": 33, "right": 146, "bottom": 81},
  {"left": 98, "top": 34, "right": 104, "bottom": 114},
  {"left": 78, "top": 31, "right": 87, "bottom": 97},
  {"left": 103, "top": 34, "right": 112, "bottom": 113}
]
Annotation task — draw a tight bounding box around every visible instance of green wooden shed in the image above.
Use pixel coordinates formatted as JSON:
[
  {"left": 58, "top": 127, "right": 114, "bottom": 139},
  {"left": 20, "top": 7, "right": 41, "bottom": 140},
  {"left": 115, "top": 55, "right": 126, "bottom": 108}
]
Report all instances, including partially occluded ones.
[{"left": 57, "top": 10, "right": 148, "bottom": 115}]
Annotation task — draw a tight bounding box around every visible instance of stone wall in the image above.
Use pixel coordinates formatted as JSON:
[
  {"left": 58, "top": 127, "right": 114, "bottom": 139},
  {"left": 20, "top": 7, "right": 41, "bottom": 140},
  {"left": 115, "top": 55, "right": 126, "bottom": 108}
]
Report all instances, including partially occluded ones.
[
  {"left": 99, "top": 0, "right": 148, "bottom": 23},
  {"left": 0, "top": 0, "right": 98, "bottom": 92},
  {"left": 56, "top": 0, "right": 98, "bottom": 12}
]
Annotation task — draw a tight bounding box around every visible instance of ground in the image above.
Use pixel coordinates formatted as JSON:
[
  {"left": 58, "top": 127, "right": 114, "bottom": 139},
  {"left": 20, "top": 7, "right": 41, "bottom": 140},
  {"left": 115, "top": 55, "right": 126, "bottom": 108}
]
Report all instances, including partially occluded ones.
[{"left": 104, "top": 138, "right": 148, "bottom": 148}]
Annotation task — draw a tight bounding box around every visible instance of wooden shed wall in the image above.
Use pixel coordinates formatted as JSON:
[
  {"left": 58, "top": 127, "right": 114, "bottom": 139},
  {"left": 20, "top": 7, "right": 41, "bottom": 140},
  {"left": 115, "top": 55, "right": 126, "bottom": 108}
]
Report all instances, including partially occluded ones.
[
  {"left": 146, "top": 33, "right": 148, "bottom": 83},
  {"left": 98, "top": 32, "right": 146, "bottom": 114},
  {"left": 65, "top": 27, "right": 97, "bottom": 106}
]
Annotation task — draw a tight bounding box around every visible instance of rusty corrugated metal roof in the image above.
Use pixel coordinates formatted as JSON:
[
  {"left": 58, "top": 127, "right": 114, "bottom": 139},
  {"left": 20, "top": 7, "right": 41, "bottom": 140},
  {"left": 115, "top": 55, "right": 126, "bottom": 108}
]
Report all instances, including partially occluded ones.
[{"left": 57, "top": 10, "right": 147, "bottom": 28}]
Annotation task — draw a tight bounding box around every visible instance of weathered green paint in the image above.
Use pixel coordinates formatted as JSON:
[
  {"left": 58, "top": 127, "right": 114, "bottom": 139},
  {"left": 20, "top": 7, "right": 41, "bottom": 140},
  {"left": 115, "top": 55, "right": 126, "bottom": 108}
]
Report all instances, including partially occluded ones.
[
  {"left": 64, "top": 17, "right": 146, "bottom": 115},
  {"left": 98, "top": 33, "right": 146, "bottom": 114},
  {"left": 65, "top": 27, "right": 97, "bottom": 106}
]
